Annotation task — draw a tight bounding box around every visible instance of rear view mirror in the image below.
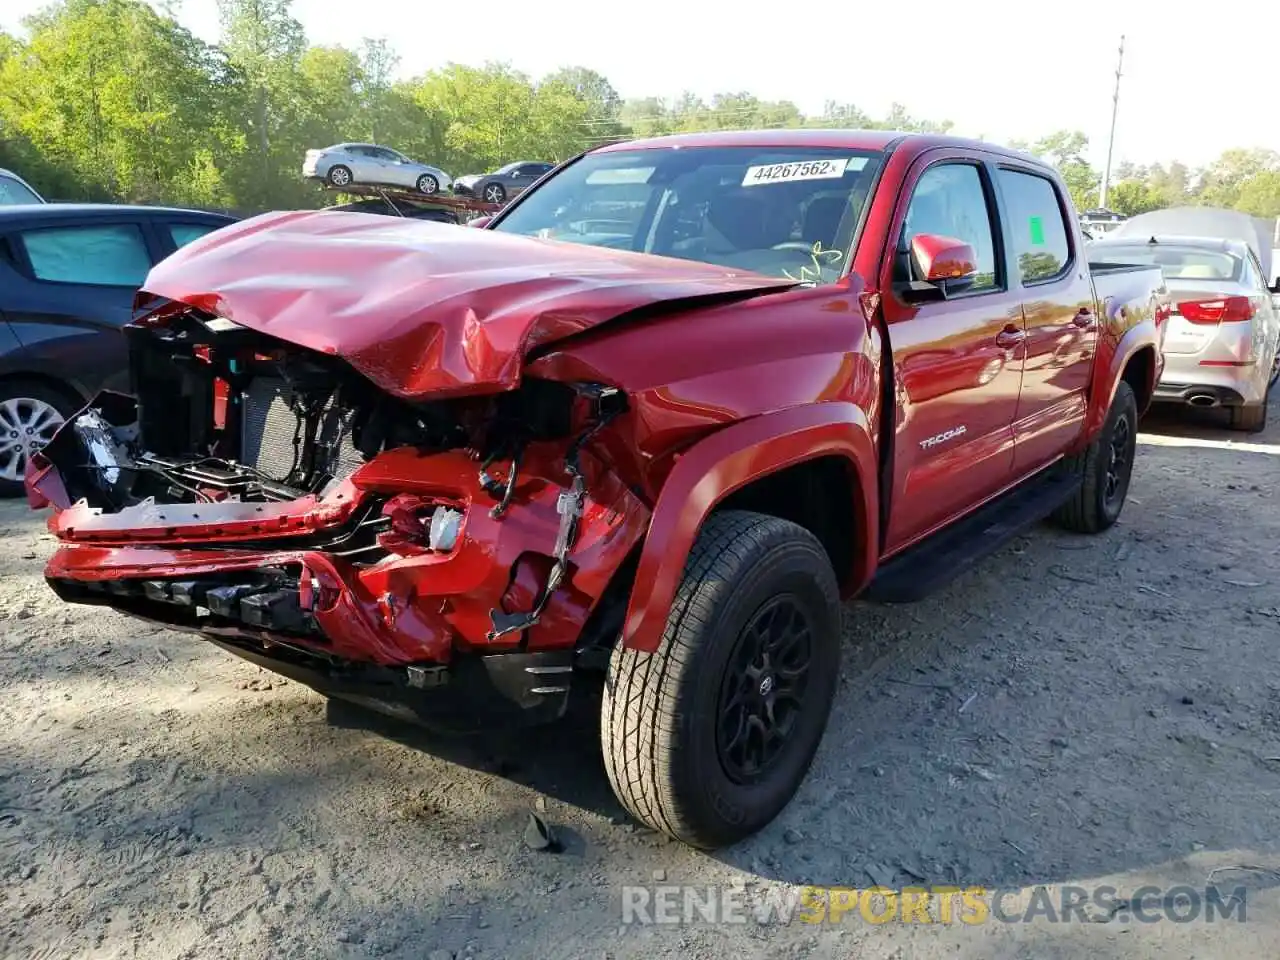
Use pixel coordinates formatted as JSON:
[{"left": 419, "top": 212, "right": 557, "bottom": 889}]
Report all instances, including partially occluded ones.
[{"left": 899, "top": 233, "right": 978, "bottom": 300}]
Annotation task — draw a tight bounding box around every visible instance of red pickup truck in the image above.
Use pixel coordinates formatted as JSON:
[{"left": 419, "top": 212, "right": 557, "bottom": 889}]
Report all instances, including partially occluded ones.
[{"left": 26, "top": 130, "right": 1167, "bottom": 849}]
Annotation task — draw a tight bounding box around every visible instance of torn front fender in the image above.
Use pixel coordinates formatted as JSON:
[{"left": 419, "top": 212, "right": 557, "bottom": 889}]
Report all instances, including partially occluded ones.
[{"left": 621, "top": 401, "right": 879, "bottom": 654}]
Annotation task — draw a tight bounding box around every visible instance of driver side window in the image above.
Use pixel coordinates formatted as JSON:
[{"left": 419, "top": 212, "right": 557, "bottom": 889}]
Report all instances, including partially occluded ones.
[{"left": 901, "top": 163, "right": 999, "bottom": 292}]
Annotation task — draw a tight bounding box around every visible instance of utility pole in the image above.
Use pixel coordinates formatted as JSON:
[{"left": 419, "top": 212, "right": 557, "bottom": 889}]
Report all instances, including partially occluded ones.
[{"left": 1098, "top": 34, "right": 1125, "bottom": 211}]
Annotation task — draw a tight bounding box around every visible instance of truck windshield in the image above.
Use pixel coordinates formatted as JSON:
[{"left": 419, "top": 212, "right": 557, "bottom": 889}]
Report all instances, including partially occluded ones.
[
  {"left": 492, "top": 146, "right": 885, "bottom": 284},
  {"left": 1089, "top": 241, "right": 1243, "bottom": 282}
]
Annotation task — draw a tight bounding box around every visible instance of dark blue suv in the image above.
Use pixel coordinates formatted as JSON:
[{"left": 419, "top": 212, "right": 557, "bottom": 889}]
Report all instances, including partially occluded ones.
[{"left": 0, "top": 203, "right": 236, "bottom": 495}]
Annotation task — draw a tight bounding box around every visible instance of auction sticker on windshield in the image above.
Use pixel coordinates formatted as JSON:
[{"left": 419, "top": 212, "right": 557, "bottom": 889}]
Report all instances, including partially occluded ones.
[{"left": 742, "top": 157, "right": 862, "bottom": 186}]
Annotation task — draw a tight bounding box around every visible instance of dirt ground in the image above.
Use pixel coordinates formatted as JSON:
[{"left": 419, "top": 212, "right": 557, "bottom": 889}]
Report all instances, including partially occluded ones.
[{"left": 4, "top": 396, "right": 1280, "bottom": 960}]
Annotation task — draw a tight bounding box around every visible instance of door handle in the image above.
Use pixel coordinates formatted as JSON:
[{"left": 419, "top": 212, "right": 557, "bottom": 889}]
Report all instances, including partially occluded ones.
[
  {"left": 1072, "top": 309, "right": 1095, "bottom": 328},
  {"left": 995, "top": 326, "right": 1026, "bottom": 348}
]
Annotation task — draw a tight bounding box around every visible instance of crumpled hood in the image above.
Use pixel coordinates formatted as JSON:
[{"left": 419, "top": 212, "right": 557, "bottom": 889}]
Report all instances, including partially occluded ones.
[{"left": 140, "top": 210, "right": 796, "bottom": 400}]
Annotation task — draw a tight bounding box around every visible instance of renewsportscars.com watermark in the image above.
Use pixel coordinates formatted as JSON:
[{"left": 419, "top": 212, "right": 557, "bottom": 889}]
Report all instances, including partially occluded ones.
[{"left": 621, "top": 883, "right": 1248, "bottom": 926}]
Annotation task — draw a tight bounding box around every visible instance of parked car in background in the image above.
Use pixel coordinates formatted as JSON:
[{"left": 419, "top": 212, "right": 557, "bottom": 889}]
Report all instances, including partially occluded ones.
[
  {"left": 0, "top": 169, "right": 45, "bottom": 206},
  {"left": 0, "top": 204, "right": 236, "bottom": 495},
  {"left": 303, "top": 144, "right": 452, "bottom": 196},
  {"left": 27, "top": 130, "right": 1166, "bottom": 850},
  {"left": 1079, "top": 207, "right": 1125, "bottom": 238},
  {"left": 1091, "top": 207, "right": 1280, "bottom": 432},
  {"left": 452, "top": 161, "right": 554, "bottom": 204}
]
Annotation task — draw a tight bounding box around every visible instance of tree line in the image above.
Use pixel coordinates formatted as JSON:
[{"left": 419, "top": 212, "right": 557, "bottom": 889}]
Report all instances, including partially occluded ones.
[{"left": 2, "top": 0, "right": 1278, "bottom": 221}]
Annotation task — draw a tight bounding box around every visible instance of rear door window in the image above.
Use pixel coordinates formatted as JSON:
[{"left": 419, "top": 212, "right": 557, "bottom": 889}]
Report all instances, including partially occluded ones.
[
  {"left": 997, "top": 169, "right": 1072, "bottom": 284},
  {"left": 166, "top": 222, "right": 220, "bottom": 250},
  {"left": 19, "top": 223, "right": 152, "bottom": 286}
]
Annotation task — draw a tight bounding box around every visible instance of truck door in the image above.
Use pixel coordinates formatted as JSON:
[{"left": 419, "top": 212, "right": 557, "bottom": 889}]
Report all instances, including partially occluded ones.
[
  {"left": 880, "top": 155, "right": 1025, "bottom": 553},
  {"left": 993, "top": 165, "right": 1098, "bottom": 472}
]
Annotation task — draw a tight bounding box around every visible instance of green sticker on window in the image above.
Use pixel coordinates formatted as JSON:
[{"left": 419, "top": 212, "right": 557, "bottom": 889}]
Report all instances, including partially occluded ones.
[{"left": 1029, "top": 216, "right": 1045, "bottom": 246}]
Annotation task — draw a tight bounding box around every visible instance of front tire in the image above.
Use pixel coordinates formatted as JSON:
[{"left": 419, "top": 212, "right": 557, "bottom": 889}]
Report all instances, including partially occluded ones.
[
  {"left": 482, "top": 182, "right": 506, "bottom": 204},
  {"left": 600, "top": 511, "right": 842, "bottom": 849},
  {"left": 416, "top": 174, "right": 440, "bottom": 195},
  {"left": 1053, "top": 379, "right": 1138, "bottom": 533}
]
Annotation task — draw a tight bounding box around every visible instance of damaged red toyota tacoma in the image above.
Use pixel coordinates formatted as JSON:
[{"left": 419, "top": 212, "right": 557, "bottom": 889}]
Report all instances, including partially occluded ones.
[{"left": 26, "top": 131, "right": 1167, "bottom": 849}]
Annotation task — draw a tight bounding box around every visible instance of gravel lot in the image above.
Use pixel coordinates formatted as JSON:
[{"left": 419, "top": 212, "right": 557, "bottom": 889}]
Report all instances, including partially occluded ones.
[{"left": 4, "top": 397, "right": 1280, "bottom": 960}]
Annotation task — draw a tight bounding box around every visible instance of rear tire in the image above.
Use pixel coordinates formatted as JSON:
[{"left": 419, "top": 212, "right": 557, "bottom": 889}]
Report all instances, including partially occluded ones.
[
  {"left": 327, "top": 165, "right": 352, "bottom": 187},
  {"left": 1053, "top": 380, "right": 1138, "bottom": 534},
  {"left": 600, "top": 510, "right": 842, "bottom": 849},
  {"left": 1229, "top": 399, "right": 1268, "bottom": 433},
  {"left": 0, "top": 379, "right": 81, "bottom": 498}
]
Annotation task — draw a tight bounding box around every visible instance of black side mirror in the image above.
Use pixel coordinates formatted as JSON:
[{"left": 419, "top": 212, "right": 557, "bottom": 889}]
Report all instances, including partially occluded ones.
[{"left": 1270, "top": 278, "right": 1280, "bottom": 295}]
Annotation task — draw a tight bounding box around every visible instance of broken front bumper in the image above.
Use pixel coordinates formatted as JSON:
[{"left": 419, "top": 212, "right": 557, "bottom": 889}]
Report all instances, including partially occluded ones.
[{"left": 31, "top": 417, "right": 648, "bottom": 726}]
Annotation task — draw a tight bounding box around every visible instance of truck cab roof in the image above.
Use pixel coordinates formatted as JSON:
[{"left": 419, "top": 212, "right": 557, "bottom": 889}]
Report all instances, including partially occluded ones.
[{"left": 593, "top": 129, "right": 1051, "bottom": 170}]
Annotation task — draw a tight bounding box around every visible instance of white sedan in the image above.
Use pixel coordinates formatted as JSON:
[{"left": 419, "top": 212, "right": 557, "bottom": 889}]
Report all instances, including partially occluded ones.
[{"left": 303, "top": 143, "right": 452, "bottom": 195}]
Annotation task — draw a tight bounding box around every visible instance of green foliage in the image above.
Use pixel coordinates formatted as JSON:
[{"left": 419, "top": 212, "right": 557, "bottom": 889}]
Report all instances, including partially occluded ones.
[
  {"left": 2, "top": 0, "right": 1276, "bottom": 231},
  {"left": 1011, "top": 131, "right": 1280, "bottom": 223},
  {"left": 1107, "top": 180, "right": 1163, "bottom": 216},
  {"left": 0, "top": 0, "right": 231, "bottom": 203},
  {"left": 1011, "top": 130, "right": 1099, "bottom": 211},
  {"left": 407, "top": 62, "right": 592, "bottom": 172},
  {"left": 357, "top": 37, "right": 398, "bottom": 144},
  {"left": 1234, "top": 171, "right": 1280, "bottom": 218},
  {"left": 1197, "top": 148, "right": 1280, "bottom": 215}
]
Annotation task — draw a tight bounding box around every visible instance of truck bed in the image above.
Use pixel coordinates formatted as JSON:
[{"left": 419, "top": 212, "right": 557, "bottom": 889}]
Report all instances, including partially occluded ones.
[{"left": 1089, "top": 261, "right": 1166, "bottom": 324}]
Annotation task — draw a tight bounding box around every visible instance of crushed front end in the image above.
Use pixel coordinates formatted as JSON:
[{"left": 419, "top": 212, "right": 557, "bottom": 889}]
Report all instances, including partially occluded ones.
[{"left": 28, "top": 304, "right": 649, "bottom": 729}]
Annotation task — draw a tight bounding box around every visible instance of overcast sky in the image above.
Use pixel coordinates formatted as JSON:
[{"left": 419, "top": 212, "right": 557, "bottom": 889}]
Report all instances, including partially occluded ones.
[{"left": 4, "top": 0, "right": 1278, "bottom": 170}]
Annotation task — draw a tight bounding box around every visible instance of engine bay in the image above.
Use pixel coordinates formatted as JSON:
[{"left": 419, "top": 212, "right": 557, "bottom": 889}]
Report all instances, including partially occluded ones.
[
  {"left": 27, "top": 301, "right": 649, "bottom": 674},
  {"left": 45, "top": 304, "right": 610, "bottom": 514}
]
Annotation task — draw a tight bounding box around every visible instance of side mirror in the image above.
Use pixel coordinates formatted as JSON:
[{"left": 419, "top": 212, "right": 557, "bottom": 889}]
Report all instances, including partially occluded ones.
[
  {"left": 467, "top": 215, "right": 493, "bottom": 228},
  {"left": 1270, "top": 278, "right": 1280, "bottom": 295},
  {"left": 900, "top": 233, "right": 978, "bottom": 300}
]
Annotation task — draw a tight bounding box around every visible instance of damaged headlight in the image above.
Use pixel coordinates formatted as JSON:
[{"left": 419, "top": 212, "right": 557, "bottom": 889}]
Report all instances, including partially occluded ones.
[
  {"left": 379, "top": 495, "right": 466, "bottom": 557},
  {"left": 428, "top": 505, "right": 463, "bottom": 552},
  {"left": 75, "top": 409, "right": 138, "bottom": 486},
  {"left": 202, "top": 316, "right": 245, "bottom": 334}
]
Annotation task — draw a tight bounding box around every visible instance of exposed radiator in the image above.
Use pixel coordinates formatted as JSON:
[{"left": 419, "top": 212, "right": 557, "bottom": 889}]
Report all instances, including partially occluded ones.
[{"left": 239, "top": 377, "right": 366, "bottom": 484}]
